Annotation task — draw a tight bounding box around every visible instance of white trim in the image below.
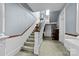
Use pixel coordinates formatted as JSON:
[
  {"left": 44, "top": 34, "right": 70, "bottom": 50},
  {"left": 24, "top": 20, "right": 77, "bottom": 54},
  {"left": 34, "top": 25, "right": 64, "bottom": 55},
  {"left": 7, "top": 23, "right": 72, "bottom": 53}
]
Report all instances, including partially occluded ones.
[
  {"left": 76, "top": 3, "right": 79, "bottom": 34},
  {"left": 64, "top": 7, "right": 65, "bottom": 40},
  {"left": 2, "top": 3, "right": 5, "bottom": 35}
]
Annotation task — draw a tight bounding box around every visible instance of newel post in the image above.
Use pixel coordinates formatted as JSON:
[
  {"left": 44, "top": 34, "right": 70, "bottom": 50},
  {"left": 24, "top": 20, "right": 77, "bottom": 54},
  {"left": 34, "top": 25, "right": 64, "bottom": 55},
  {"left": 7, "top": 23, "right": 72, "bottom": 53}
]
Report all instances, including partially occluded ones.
[{"left": 34, "top": 24, "right": 40, "bottom": 55}]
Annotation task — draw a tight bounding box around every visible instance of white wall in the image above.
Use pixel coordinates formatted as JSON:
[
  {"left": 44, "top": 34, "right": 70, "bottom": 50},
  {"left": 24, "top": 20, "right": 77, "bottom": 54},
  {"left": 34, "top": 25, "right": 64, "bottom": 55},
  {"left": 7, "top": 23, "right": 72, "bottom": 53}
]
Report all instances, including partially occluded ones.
[
  {"left": 50, "top": 11, "right": 60, "bottom": 22},
  {"left": 0, "top": 4, "right": 3, "bottom": 35},
  {"left": 65, "top": 3, "right": 77, "bottom": 35},
  {"left": 0, "top": 3, "right": 37, "bottom": 56},
  {"left": 5, "top": 3, "right": 36, "bottom": 36},
  {"left": 5, "top": 3, "right": 36, "bottom": 55},
  {"left": 4, "top": 3, "right": 37, "bottom": 56},
  {"left": 59, "top": 8, "right": 65, "bottom": 43},
  {"left": 0, "top": 4, "right": 5, "bottom": 56},
  {"left": 0, "top": 39, "right": 5, "bottom": 56},
  {"left": 64, "top": 35, "right": 79, "bottom": 56},
  {"left": 64, "top": 3, "right": 79, "bottom": 56},
  {"left": 5, "top": 21, "right": 36, "bottom": 56},
  {"left": 44, "top": 24, "right": 52, "bottom": 37},
  {"left": 32, "top": 12, "right": 40, "bottom": 24}
]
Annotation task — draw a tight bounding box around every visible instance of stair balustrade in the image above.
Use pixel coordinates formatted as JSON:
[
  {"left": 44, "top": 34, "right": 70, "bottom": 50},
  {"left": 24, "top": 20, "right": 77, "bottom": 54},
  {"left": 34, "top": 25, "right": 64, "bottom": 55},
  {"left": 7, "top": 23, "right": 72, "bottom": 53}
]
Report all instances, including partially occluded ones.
[{"left": 34, "top": 20, "right": 45, "bottom": 55}]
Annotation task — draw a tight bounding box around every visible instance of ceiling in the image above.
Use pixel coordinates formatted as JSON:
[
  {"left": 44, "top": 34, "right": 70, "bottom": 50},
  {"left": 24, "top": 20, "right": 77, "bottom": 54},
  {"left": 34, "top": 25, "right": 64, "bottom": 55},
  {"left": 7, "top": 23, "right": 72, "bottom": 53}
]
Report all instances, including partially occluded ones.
[{"left": 27, "top": 3, "right": 66, "bottom": 12}]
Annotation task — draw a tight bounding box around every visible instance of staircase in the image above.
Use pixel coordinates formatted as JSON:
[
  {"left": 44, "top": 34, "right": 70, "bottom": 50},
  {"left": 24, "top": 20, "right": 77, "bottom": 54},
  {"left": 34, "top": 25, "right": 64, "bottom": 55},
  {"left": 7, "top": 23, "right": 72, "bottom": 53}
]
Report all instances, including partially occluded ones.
[{"left": 16, "top": 32, "right": 35, "bottom": 56}]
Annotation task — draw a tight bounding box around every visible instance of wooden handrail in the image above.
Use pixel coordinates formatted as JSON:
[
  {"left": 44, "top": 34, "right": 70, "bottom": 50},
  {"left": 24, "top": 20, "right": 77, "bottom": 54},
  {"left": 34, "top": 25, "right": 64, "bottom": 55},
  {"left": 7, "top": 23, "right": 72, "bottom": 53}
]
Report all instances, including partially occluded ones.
[
  {"left": 0, "top": 4, "right": 37, "bottom": 40},
  {"left": 0, "top": 21, "right": 36, "bottom": 39},
  {"left": 65, "top": 33, "right": 78, "bottom": 37}
]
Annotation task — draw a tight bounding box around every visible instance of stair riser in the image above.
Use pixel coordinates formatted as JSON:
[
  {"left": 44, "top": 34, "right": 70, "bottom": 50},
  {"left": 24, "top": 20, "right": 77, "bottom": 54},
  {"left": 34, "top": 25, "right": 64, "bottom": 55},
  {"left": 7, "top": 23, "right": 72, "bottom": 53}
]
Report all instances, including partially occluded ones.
[
  {"left": 30, "top": 34, "right": 34, "bottom": 36},
  {"left": 21, "top": 48, "right": 34, "bottom": 52},
  {"left": 31, "top": 33, "right": 34, "bottom": 35},
  {"left": 27, "top": 40, "right": 34, "bottom": 42},
  {"left": 29, "top": 36, "right": 34, "bottom": 38},
  {"left": 29, "top": 34, "right": 34, "bottom": 37},
  {"left": 24, "top": 43, "right": 34, "bottom": 47},
  {"left": 16, "top": 31, "right": 35, "bottom": 56}
]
